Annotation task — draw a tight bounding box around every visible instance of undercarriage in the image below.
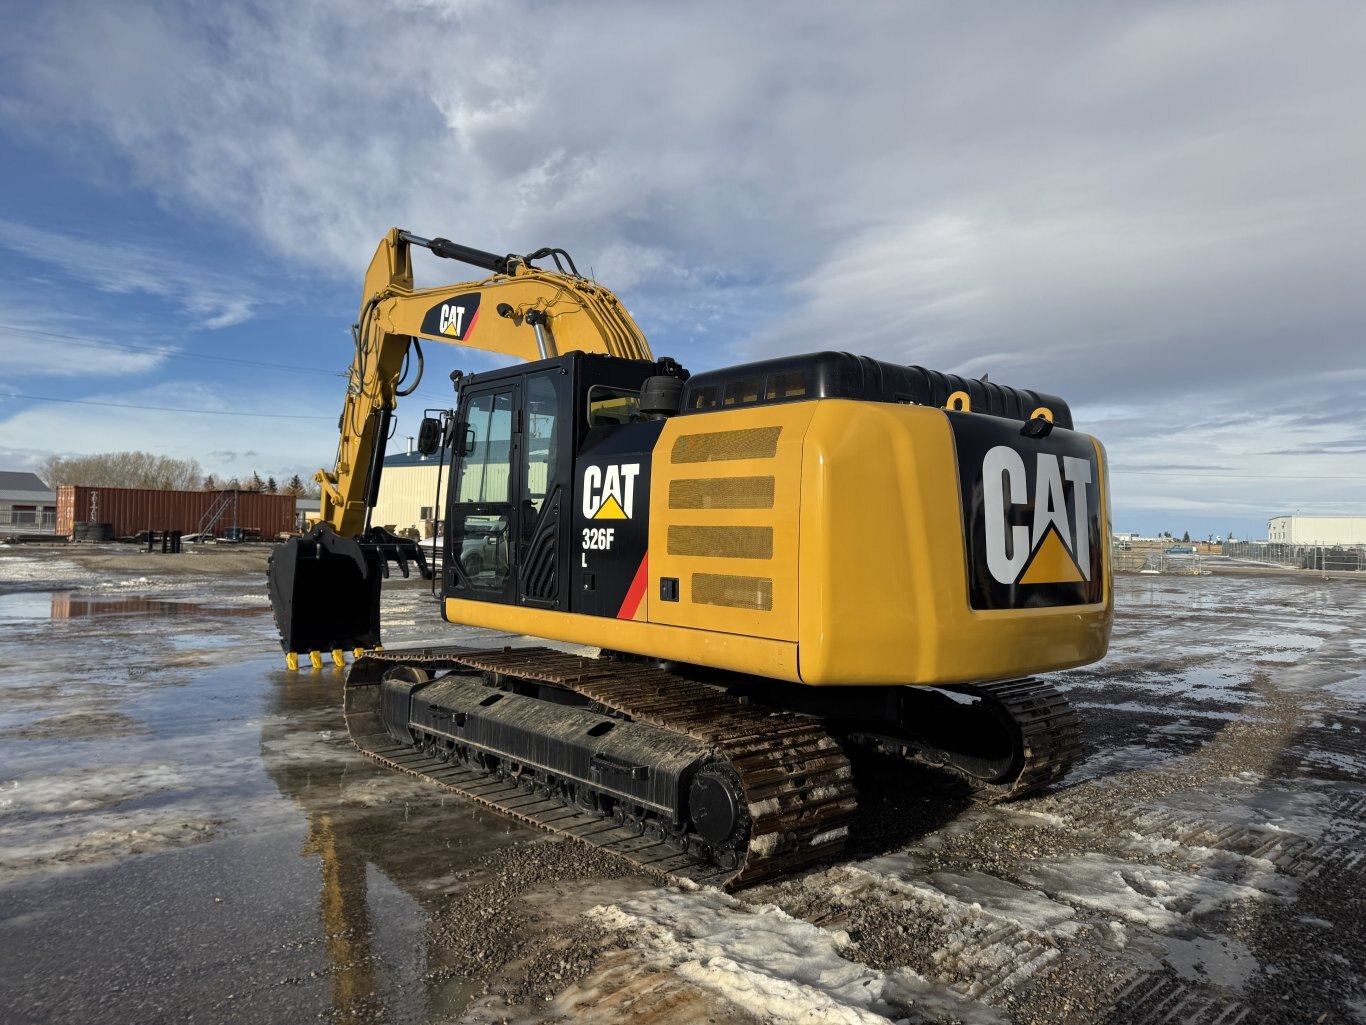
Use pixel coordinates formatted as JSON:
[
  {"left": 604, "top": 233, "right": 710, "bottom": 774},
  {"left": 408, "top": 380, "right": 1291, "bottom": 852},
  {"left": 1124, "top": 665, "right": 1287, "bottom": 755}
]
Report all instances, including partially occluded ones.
[{"left": 343, "top": 646, "right": 1081, "bottom": 889}]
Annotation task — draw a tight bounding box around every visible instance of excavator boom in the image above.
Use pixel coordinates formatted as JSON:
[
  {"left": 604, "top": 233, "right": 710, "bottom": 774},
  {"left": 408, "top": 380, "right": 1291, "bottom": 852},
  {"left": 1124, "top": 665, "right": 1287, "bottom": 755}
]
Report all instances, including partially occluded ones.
[
  {"left": 269, "top": 228, "right": 653, "bottom": 664},
  {"left": 321, "top": 229, "right": 652, "bottom": 535}
]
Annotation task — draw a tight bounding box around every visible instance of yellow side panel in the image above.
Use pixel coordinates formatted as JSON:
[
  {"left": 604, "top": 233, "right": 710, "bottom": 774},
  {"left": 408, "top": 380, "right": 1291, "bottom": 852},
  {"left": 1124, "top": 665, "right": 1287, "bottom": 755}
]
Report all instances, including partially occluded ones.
[
  {"left": 443, "top": 598, "right": 800, "bottom": 681},
  {"left": 646, "top": 405, "right": 817, "bottom": 641},
  {"left": 446, "top": 400, "right": 1112, "bottom": 691},
  {"left": 796, "top": 401, "right": 1112, "bottom": 686}
]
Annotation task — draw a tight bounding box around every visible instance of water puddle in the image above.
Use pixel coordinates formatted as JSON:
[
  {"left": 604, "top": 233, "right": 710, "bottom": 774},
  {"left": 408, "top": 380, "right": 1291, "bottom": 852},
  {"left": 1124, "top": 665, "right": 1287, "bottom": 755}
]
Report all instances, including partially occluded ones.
[{"left": 0, "top": 591, "right": 267, "bottom": 622}]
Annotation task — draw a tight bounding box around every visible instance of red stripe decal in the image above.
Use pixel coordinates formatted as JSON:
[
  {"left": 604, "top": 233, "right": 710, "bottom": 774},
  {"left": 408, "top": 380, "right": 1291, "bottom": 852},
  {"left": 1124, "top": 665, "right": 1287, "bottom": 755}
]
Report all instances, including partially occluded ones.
[
  {"left": 462, "top": 306, "right": 480, "bottom": 339},
  {"left": 616, "top": 553, "right": 649, "bottom": 620}
]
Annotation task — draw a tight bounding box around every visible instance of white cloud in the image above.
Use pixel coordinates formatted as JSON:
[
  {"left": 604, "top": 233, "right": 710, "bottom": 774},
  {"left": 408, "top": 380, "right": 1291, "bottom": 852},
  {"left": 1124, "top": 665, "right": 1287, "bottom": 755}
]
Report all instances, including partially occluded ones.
[
  {"left": 0, "top": 320, "right": 169, "bottom": 378},
  {"left": 1, "top": 1, "right": 1363, "bottom": 531},
  {"left": 0, "top": 220, "right": 258, "bottom": 330}
]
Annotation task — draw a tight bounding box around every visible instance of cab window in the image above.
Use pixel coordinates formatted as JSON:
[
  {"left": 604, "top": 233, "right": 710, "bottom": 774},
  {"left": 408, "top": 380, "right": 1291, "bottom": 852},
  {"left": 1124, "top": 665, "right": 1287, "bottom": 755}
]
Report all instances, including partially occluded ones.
[{"left": 588, "top": 385, "right": 640, "bottom": 427}]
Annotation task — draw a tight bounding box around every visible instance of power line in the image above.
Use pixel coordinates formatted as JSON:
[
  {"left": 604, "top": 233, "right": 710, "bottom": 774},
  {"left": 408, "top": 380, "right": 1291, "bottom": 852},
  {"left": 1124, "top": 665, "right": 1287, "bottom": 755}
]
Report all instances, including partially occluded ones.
[
  {"left": 1115, "top": 469, "right": 1366, "bottom": 480},
  {"left": 4, "top": 392, "right": 334, "bottom": 420},
  {"left": 0, "top": 322, "right": 345, "bottom": 376}
]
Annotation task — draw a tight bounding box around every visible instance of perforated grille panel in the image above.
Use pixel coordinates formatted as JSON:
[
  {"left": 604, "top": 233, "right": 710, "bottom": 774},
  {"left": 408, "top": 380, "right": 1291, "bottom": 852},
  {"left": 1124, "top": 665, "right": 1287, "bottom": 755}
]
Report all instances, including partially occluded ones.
[
  {"left": 692, "top": 574, "right": 774, "bottom": 611},
  {"left": 667, "top": 525, "right": 773, "bottom": 560},
  {"left": 668, "top": 476, "right": 776, "bottom": 510},
  {"left": 671, "top": 427, "right": 782, "bottom": 464}
]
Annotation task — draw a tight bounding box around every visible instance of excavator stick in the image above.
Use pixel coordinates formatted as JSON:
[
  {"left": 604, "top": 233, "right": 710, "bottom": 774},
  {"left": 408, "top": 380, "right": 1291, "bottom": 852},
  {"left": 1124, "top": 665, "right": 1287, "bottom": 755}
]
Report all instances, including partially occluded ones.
[{"left": 267, "top": 523, "right": 431, "bottom": 662}]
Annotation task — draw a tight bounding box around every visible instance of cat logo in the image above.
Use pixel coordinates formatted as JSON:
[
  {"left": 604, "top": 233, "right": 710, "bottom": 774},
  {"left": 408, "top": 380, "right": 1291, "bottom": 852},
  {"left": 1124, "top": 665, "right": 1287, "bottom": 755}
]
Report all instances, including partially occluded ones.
[
  {"left": 420, "top": 293, "right": 481, "bottom": 340},
  {"left": 982, "top": 447, "right": 1094, "bottom": 586},
  {"left": 583, "top": 463, "right": 640, "bottom": 520}
]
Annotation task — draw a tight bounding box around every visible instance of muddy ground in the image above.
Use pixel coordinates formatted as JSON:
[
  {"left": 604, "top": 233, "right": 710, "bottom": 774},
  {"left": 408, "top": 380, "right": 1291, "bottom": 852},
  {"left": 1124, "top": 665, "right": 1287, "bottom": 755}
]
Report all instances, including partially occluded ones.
[{"left": 0, "top": 543, "right": 1363, "bottom": 1024}]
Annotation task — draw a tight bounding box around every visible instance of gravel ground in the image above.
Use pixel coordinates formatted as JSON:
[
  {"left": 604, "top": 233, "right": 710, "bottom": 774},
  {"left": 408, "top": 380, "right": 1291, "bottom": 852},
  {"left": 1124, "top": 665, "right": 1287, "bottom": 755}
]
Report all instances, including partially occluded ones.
[{"left": 0, "top": 545, "right": 1363, "bottom": 1024}]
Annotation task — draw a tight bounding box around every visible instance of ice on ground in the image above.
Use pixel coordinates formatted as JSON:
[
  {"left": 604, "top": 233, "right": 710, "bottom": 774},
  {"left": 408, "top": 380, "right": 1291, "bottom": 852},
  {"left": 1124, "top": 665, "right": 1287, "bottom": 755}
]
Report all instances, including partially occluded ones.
[
  {"left": 1322, "top": 677, "right": 1366, "bottom": 702},
  {"left": 1291, "top": 746, "right": 1366, "bottom": 778},
  {"left": 0, "top": 762, "right": 188, "bottom": 814},
  {"left": 0, "top": 806, "right": 218, "bottom": 884},
  {"left": 1069, "top": 743, "right": 1179, "bottom": 782},
  {"left": 0, "top": 558, "right": 96, "bottom": 594},
  {"left": 1154, "top": 786, "right": 1341, "bottom": 843},
  {"left": 1073, "top": 700, "right": 1254, "bottom": 722},
  {"left": 1160, "top": 933, "right": 1260, "bottom": 991},
  {"left": 1014, "top": 853, "right": 1282, "bottom": 930},
  {"left": 844, "top": 856, "right": 1085, "bottom": 941},
  {"left": 590, "top": 887, "right": 1005, "bottom": 1025},
  {"left": 0, "top": 709, "right": 148, "bottom": 740}
]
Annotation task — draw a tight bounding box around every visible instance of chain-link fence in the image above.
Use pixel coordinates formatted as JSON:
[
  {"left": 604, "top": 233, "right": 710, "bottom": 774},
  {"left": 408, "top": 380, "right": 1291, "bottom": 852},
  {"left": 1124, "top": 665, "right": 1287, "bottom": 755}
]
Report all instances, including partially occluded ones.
[
  {"left": 0, "top": 512, "right": 57, "bottom": 536},
  {"left": 1222, "top": 541, "right": 1366, "bottom": 571},
  {"left": 1111, "top": 548, "right": 1203, "bottom": 574}
]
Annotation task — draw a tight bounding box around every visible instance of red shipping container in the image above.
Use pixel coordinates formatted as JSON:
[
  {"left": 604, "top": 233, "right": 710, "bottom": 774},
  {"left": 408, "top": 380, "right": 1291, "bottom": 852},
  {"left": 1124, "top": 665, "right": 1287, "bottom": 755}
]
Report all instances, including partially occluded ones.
[{"left": 57, "top": 485, "right": 297, "bottom": 540}]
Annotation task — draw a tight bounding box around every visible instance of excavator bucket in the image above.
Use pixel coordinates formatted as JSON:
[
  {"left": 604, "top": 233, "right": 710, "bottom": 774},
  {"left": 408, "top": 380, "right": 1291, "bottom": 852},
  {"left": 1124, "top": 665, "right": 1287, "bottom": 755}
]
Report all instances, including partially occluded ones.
[{"left": 267, "top": 524, "right": 431, "bottom": 656}]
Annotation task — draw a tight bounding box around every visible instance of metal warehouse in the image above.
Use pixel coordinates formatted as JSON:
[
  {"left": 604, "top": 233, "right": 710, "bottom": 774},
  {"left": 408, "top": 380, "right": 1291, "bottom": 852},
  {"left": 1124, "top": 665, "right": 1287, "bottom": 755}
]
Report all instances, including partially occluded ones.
[
  {"left": 370, "top": 451, "right": 445, "bottom": 538},
  {"left": 1266, "top": 515, "right": 1366, "bottom": 545}
]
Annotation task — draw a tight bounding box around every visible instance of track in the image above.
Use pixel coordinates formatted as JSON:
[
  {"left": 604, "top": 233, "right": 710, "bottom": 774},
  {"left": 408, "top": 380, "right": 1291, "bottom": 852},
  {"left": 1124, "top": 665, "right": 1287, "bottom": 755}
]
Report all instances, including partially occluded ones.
[
  {"left": 938, "top": 677, "right": 1083, "bottom": 800},
  {"left": 344, "top": 645, "right": 858, "bottom": 890}
]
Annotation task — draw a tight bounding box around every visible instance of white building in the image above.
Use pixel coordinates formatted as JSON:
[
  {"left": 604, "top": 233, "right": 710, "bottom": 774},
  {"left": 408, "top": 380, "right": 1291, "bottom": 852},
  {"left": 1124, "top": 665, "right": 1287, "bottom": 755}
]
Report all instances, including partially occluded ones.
[
  {"left": 0, "top": 471, "right": 57, "bottom": 535},
  {"left": 371, "top": 451, "right": 445, "bottom": 538},
  {"left": 1266, "top": 515, "right": 1366, "bottom": 545}
]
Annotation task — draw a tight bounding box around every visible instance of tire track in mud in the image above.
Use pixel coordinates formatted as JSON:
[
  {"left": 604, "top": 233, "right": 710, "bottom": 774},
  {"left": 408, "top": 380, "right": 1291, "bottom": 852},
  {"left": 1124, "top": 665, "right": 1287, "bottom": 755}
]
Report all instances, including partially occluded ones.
[{"left": 706, "top": 581, "right": 1366, "bottom": 1025}]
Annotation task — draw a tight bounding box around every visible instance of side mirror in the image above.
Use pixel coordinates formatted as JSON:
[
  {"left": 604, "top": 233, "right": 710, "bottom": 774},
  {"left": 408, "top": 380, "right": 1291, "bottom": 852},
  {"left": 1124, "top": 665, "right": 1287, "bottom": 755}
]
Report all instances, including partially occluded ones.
[{"left": 416, "top": 417, "right": 443, "bottom": 456}]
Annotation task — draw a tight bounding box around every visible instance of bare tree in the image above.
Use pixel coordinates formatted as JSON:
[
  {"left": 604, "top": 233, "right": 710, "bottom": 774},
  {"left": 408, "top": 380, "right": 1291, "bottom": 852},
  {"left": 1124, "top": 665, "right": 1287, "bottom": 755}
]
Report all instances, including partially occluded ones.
[{"left": 40, "top": 451, "right": 203, "bottom": 490}]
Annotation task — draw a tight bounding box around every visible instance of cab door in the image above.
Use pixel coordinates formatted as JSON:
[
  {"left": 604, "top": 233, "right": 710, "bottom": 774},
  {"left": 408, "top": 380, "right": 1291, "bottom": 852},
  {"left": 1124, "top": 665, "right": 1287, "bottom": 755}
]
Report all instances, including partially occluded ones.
[
  {"left": 515, "top": 370, "right": 568, "bottom": 609},
  {"left": 448, "top": 384, "right": 518, "bottom": 604}
]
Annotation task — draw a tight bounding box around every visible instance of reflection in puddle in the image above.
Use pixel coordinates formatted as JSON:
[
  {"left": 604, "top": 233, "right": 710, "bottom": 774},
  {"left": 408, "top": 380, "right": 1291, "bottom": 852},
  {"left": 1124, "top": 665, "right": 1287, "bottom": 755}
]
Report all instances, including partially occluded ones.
[{"left": 49, "top": 593, "right": 266, "bottom": 619}]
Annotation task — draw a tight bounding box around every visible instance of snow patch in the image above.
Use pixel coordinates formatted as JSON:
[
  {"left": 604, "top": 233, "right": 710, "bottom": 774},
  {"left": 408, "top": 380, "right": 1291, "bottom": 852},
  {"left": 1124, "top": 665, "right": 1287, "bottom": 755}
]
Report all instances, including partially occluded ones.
[
  {"left": 0, "top": 763, "right": 187, "bottom": 814},
  {"left": 0, "top": 807, "right": 218, "bottom": 884},
  {"left": 1015, "top": 854, "right": 1282, "bottom": 930},
  {"left": 590, "top": 888, "right": 1004, "bottom": 1025},
  {"left": 846, "top": 856, "right": 1085, "bottom": 941}
]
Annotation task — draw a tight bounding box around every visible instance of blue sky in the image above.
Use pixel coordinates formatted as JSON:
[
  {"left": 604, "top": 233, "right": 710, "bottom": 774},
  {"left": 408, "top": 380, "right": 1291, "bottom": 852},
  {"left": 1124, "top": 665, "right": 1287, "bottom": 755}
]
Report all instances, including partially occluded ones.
[{"left": 1, "top": 0, "right": 1363, "bottom": 539}]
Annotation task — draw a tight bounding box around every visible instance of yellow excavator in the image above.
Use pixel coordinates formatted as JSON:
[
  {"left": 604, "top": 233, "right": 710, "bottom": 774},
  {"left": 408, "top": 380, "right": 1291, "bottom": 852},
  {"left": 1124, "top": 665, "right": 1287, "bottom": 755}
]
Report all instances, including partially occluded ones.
[{"left": 268, "top": 228, "right": 1112, "bottom": 889}]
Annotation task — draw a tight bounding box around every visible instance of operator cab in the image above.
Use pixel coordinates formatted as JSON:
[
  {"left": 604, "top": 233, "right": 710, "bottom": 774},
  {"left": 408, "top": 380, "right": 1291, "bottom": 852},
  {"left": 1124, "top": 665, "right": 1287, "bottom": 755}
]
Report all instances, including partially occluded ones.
[{"left": 438, "top": 352, "right": 662, "bottom": 616}]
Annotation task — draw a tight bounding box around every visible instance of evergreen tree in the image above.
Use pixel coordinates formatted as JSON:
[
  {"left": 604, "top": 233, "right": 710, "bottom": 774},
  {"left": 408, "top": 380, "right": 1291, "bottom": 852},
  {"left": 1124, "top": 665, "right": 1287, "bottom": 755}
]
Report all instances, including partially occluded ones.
[
  {"left": 249, "top": 470, "right": 265, "bottom": 492},
  {"left": 266, "top": 476, "right": 278, "bottom": 494},
  {"left": 202, "top": 473, "right": 218, "bottom": 491}
]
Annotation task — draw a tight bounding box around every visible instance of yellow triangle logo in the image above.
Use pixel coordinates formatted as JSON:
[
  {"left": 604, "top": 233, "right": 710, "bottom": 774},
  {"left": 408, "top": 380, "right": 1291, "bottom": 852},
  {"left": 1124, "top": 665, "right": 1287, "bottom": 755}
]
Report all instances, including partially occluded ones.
[
  {"left": 443, "top": 323, "right": 459, "bottom": 336},
  {"left": 593, "top": 495, "right": 628, "bottom": 520},
  {"left": 1019, "top": 524, "right": 1085, "bottom": 585}
]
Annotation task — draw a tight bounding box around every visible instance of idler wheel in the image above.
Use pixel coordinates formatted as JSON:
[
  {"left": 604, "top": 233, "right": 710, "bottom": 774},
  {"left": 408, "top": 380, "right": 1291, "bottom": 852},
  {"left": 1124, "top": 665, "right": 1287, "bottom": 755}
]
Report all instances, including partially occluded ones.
[{"left": 688, "top": 763, "right": 749, "bottom": 850}]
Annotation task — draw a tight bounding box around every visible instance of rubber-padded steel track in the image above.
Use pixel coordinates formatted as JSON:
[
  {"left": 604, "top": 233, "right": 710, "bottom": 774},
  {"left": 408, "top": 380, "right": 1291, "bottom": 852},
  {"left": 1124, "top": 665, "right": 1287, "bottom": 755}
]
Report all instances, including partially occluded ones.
[
  {"left": 344, "top": 645, "right": 856, "bottom": 891},
  {"left": 938, "top": 677, "right": 1083, "bottom": 801}
]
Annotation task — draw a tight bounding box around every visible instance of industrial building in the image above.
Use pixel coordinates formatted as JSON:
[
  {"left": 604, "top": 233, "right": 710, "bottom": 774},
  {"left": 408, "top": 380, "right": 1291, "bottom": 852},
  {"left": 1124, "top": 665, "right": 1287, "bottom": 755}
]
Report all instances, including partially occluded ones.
[
  {"left": 370, "top": 450, "right": 445, "bottom": 538},
  {"left": 0, "top": 471, "right": 57, "bottom": 535},
  {"left": 1266, "top": 515, "right": 1366, "bottom": 546}
]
